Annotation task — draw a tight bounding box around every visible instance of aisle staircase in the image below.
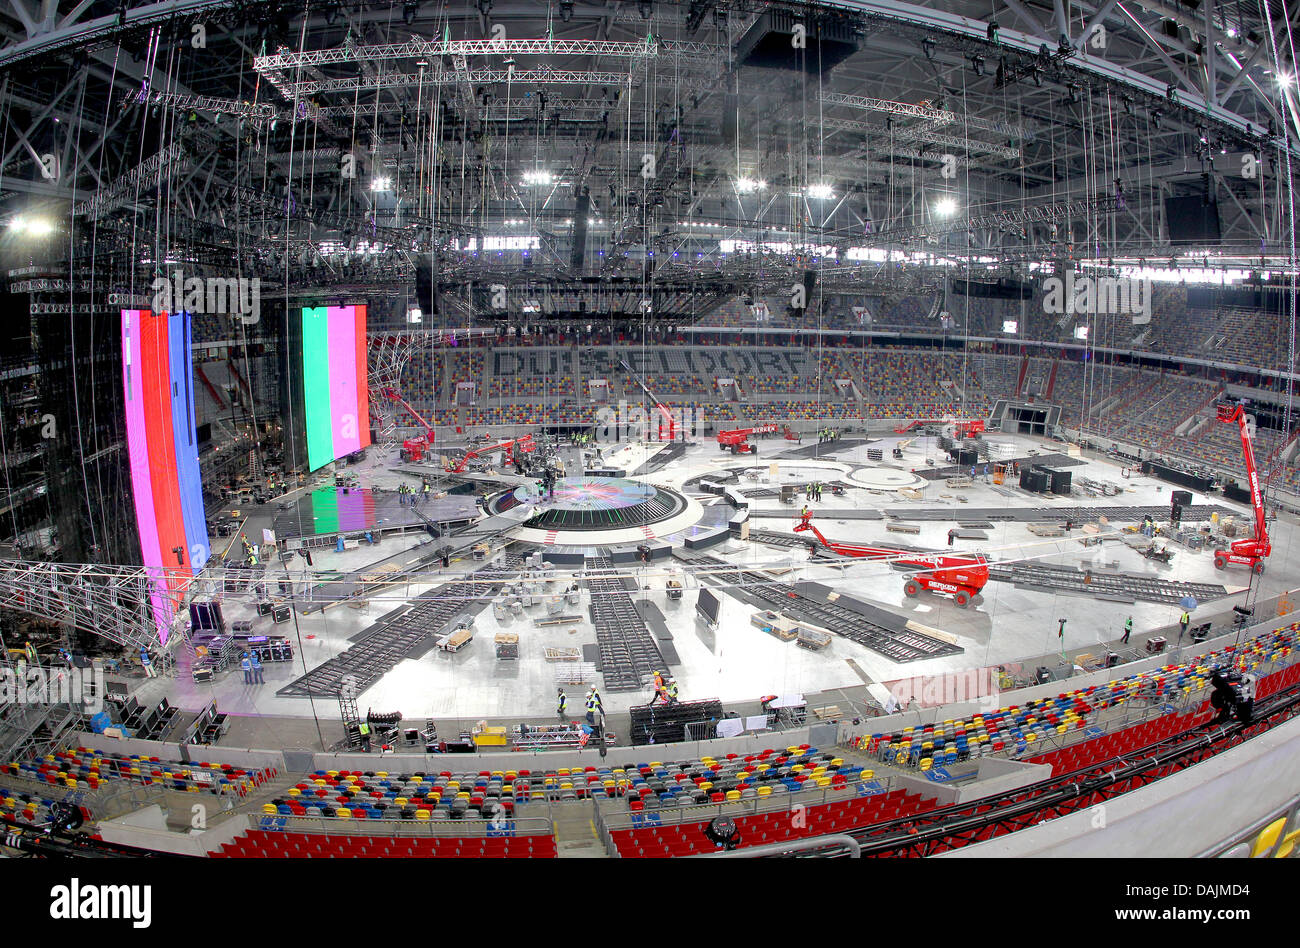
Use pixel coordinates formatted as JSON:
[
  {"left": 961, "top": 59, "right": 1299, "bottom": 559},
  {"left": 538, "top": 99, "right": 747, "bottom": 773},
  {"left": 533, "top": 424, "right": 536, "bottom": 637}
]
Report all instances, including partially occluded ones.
[{"left": 553, "top": 804, "right": 610, "bottom": 858}]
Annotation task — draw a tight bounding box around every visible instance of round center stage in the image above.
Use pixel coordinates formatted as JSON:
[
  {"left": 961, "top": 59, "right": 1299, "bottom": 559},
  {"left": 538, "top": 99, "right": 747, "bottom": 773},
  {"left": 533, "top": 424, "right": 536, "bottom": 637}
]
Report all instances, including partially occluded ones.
[{"left": 488, "top": 476, "right": 688, "bottom": 531}]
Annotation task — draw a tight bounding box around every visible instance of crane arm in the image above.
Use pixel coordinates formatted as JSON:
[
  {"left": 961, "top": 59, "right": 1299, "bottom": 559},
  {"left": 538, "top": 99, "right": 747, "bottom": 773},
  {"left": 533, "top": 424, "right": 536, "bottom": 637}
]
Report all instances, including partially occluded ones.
[
  {"left": 618, "top": 359, "right": 676, "bottom": 440},
  {"left": 381, "top": 387, "right": 435, "bottom": 440},
  {"left": 1219, "top": 402, "right": 1268, "bottom": 543}
]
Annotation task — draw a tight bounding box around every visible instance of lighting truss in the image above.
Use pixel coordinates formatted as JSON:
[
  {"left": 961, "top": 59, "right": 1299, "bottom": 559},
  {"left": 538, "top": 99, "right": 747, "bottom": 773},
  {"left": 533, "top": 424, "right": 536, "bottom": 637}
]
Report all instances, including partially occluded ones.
[
  {"left": 820, "top": 91, "right": 955, "bottom": 123},
  {"left": 123, "top": 90, "right": 279, "bottom": 122},
  {"left": 276, "top": 66, "right": 644, "bottom": 99},
  {"left": 72, "top": 141, "right": 187, "bottom": 218},
  {"left": 0, "top": 560, "right": 180, "bottom": 652},
  {"left": 818, "top": 116, "right": 1020, "bottom": 160},
  {"left": 866, "top": 195, "right": 1121, "bottom": 242},
  {"left": 256, "top": 37, "right": 660, "bottom": 74}
]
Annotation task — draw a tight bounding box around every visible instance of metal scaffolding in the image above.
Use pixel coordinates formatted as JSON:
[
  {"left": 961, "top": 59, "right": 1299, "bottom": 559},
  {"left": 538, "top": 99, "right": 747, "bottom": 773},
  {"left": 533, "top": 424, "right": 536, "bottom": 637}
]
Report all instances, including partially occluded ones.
[{"left": 0, "top": 559, "right": 180, "bottom": 652}]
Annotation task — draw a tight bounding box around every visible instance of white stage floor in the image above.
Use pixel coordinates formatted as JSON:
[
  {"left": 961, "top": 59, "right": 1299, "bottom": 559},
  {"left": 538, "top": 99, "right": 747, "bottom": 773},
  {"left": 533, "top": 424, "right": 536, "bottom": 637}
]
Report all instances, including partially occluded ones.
[{"left": 137, "top": 431, "right": 1298, "bottom": 742}]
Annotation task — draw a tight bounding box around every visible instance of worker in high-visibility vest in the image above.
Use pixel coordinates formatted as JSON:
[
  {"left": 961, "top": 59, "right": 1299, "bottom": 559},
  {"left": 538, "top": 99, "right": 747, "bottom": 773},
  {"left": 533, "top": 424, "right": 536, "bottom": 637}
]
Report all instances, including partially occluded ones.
[
  {"left": 556, "top": 688, "right": 568, "bottom": 721},
  {"left": 358, "top": 721, "right": 371, "bottom": 752},
  {"left": 666, "top": 679, "right": 679, "bottom": 705}
]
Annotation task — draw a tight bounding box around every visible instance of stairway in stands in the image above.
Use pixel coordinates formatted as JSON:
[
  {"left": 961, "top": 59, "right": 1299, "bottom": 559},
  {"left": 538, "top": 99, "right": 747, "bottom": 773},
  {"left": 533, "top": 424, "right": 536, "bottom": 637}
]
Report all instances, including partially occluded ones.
[{"left": 552, "top": 807, "right": 610, "bottom": 858}]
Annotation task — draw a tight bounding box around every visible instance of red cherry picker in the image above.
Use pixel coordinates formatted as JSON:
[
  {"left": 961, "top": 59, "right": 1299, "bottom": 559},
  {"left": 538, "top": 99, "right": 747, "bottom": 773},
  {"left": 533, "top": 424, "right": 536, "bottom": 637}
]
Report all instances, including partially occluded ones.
[
  {"left": 1212, "top": 401, "right": 1271, "bottom": 575},
  {"left": 792, "top": 511, "right": 989, "bottom": 607},
  {"left": 381, "top": 387, "right": 436, "bottom": 462},
  {"left": 619, "top": 359, "right": 677, "bottom": 442}
]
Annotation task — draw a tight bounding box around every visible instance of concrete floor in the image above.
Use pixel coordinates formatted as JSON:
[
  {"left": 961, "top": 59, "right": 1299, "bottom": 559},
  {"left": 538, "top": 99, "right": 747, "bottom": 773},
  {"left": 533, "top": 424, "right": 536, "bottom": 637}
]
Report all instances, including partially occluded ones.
[{"left": 129, "top": 431, "right": 1300, "bottom": 751}]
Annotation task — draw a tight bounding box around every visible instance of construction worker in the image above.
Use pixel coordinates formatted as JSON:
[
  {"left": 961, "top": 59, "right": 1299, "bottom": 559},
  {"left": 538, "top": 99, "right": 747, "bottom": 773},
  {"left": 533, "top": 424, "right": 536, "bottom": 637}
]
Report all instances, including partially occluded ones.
[
  {"left": 239, "top": 651, "right": 253, "bottom": 685},
  {"left": 1179, "top": 610, "right": 1191, "bottom": 644},
  {"left": 585, "top": 689, "right": 599, "bottom": 725},
  {"left": 140, "top": 647, "right": 157, "bottom": 679},
  {"left": 422, "top": 481, "right": 431, "bottom": 504},
  {"left": 666, "top": 679, "right": 679, "bottom": 705},
  {"left": 358, "top": 721, "right": 371, "bottom": 752},
  {"left": 249, "top": 649, "right": 264, "bottom": 685},
  {"left": 651, "top": 670, "right": 665, "bottom": 704},
  {"left": 1122, "top": 616, "right": 1133, "bottom": 645},
  {"left": 556, "top": 688, "right": 568, "bottom": 721}
]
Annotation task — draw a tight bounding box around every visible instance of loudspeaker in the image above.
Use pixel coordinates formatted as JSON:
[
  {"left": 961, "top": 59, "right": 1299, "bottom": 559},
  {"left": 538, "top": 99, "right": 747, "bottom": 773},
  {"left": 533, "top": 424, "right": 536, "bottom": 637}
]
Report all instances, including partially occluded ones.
[
  {"left": 273, "top": 606, "right": 291, "bottom": 623},
  {"left": 416, "top": 256, "right": 439, "bottom": 315},
  {"left": 570, "top": 187, "right": 590, "bottom": 272},
  {"left": 1171, "top": 490, "right": 1193, "bottom": 506}
]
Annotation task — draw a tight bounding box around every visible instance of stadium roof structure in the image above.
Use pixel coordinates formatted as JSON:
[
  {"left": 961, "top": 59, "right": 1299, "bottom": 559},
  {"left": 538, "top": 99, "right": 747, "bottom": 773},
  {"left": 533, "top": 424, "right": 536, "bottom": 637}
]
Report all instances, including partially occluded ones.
[{"left": 0, "top": 0, "right": 1297, "bottom": 314}]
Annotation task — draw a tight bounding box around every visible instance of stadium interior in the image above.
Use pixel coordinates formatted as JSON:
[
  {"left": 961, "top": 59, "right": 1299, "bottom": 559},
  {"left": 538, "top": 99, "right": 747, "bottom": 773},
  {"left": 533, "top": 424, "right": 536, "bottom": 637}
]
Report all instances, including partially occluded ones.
[{"left": 0, "top": 0, "right": 1299, "bottom": 864}]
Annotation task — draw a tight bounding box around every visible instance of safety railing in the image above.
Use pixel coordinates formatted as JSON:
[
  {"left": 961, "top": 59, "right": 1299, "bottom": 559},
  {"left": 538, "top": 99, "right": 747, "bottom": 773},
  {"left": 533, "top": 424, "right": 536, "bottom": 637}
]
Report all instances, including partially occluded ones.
[
  {"left": 246, "top": 812, "right": 555, "bottom": 840},
  {"left": 1197, "top": 794, "right": 1300, "bottom": 859},
  {"left": 852, "top": 634, "right": 1300, "bottom": 776},
  {"left": 595, "top": 771, "right": 899, "bottom": 837}
]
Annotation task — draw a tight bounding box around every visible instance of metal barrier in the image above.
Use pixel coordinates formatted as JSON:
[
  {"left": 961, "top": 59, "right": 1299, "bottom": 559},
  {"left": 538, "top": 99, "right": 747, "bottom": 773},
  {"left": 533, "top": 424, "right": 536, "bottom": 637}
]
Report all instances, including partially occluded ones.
[
  {"left": 247, "top": 812, "right": 555, "bottom": 839},
  {"left": 850, "top": 631, "right": 1300, "bottom": 776},
  {"left": 596, "top": 772, "right": 897, "bottom": 837},
  {"left": 1197, "top": 793, "right": 1300, "bottom": 858}
]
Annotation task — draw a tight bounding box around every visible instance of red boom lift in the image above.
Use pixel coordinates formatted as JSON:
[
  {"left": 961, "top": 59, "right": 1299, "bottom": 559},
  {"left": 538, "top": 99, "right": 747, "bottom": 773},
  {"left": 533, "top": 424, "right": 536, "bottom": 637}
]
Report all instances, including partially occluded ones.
[
  {"left": 381, "top": 387, "right": 436, "bottom": 462},
  {"left": 445, "top": 434, "right": 537, "bottom": 474},
  {"left": 717, "top": 424, "right": 776, "bottom": 454},
  {"left": 893, "top": 418, "right": 986, "bottom": 438},
  {"left": 793, "top": 512, "right": 989, "bottom": 607},
  {"left": 1212, "top": 401, "right": 1271, "bottom": 574},
  {"left": 619, "top": 359, "right": 676, "bottom": 442}
]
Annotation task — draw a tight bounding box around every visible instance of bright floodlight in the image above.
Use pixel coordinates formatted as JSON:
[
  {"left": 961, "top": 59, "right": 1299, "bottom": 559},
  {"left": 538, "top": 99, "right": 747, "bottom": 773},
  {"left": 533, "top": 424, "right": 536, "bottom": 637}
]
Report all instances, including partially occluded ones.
[
  {"left": 806, "top": 183, "right": 835, "bottom": 200},
  {"left": 1278, "top": 72, "right": 1295, "bottom": 87},
  {"left": 9, "top": 217, "right": 54, "bottom": 235},
  {"left": 370, "top": 176, "right": 392, "bottom": 192},
  {"left": 934, "top": 197, "right": 958, "bottom": 217},
  {"left": 522, "top": 169, "right": 554, "bottom": 186},
  {"left": 736, "top": 177, "right": 766, "bottom": 193}
]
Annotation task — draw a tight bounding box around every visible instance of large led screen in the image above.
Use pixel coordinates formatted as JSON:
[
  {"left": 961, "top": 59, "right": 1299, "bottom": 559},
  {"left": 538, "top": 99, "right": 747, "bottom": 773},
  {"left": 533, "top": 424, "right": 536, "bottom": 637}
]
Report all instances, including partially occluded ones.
[
  {"left": 302, "top": 304, "right": 370, "bottom": 471},
  {"left": 121, "top": 310, "right": 208, "bottom": 643}
]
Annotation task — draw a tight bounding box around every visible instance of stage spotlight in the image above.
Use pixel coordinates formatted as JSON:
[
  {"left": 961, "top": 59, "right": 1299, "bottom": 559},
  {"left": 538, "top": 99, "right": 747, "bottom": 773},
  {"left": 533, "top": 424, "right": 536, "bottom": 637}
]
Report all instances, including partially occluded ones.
[
  {"left": 403, "top": 2, "right": 418, "bottom": 25},
  {"left": 638, "top": 0, "right": 652, "bottom": 19},
  {"left": 987, "top": 20, "right": 999, "bottom": 43},
  {"left": 971, "top": 56, "right": 984, "bottom": 76},
  {"left": 559, "top": 0, "right": 573, "bottom": 21},
  {"left": 933, "top": 197, "right": 958, "bottom": 217},
  {"left": 1151, "top": 110, "right": 1162, "bottom": 129}
]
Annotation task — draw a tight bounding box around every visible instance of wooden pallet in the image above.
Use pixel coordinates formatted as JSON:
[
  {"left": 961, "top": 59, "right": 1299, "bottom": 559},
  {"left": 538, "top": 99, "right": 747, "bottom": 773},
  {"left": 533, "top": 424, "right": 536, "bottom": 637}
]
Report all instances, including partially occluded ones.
[
  {"left": 811, "top": 705, "right": 842, "bottom": 720},
  {"left": 543, "top": 647, "right": 582, "bottom": 662}
]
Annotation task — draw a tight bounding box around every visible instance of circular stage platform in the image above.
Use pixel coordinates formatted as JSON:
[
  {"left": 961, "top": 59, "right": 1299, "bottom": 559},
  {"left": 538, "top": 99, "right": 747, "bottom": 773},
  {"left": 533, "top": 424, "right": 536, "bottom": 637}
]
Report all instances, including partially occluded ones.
[
  {"left": 488, "top": 476, "right": 688, "bottom": 531},
  {"left": 847, "top": 466, "right": 928, "bottom": 491}
]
